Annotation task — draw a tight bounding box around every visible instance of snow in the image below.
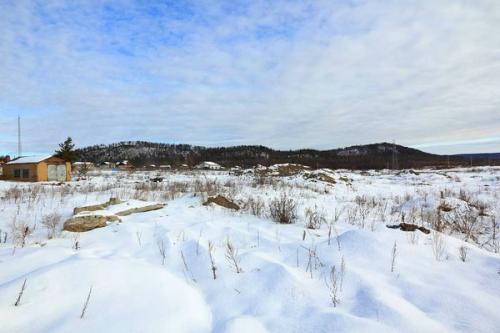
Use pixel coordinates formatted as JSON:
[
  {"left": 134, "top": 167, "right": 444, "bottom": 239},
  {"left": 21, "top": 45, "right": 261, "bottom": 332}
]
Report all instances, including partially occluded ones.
[
  {"left": 7, "top": 155, "right": 54, "bottom": 164},
  {"left": 0, "top": 167, "right": 499, "bottom": 332}
]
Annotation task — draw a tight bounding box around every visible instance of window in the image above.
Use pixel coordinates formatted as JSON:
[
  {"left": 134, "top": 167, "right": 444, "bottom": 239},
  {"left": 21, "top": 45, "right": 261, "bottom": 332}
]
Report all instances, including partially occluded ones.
[
  {"left": 23, "top": 169, "right": 29, "bottom": 178},
  {"left": 14, "top": 169, "right": 20, "bottom": 178}
]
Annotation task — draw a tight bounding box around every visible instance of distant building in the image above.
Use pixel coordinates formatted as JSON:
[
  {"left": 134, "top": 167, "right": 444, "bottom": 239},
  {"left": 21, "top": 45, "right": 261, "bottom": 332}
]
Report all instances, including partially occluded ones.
[
  {"left": 195, "top": 161, "right": 224, "bottom": 170},
  {"left": 116, "top": 160, "right": 134, "bottom": 170},
  {"left": 1, "top": 155, "right": 71, "bottom": 182},
  {"left": 73, "top": 161, "right": 94, "bottom": 172},
  {"left": 99, "top": 161, "right": 113, "bottom": 168}
]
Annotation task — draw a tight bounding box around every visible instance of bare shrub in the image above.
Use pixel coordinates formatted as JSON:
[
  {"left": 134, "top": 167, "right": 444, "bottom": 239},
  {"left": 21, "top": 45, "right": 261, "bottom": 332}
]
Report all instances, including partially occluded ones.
[
  {"left": 244, "top": 196, "right": 265, "bottom": 217},
  {"left": 269, "top": 193, "right": 297, "bottom": 224},
  {"left": 157, "top": 239, "right": 167, "bottom": 265},
  {"left": 208, "top": 241, "right": 217, "bottom": 280},
  {"left": 429, "top": 208, "right": 446, "bottom": 232},
  {"left": 304, "top": 205, "right": 327, "bottom": 230},
  {"left": 326, "top": 266, "right": 340, "bottom": 307},
  {"left": 225, "top": 239, "right": 242, "bottom": 273},
  {"left": 181, "top": 250, "right": 196, "bottom": 282},
  {"left": 41, "top": 212, "right": 62, "bottom": 239},
  {"left": 458, "top": 246, "right": 469, "bottom": 262},
  {"left": 80, "top": 286, "right": 93, "bottom": 319},
  {"left": 304, "top": 246, "right": 323, "bottom": 278},
  {"left": 390, "top": 241, "right": 397, "bottom": 272},
  {"left": 14, "top": 278, "right": 27, "bottom": 306},
  {"left": 448, "top": 206, "right": 482, "bottom": 242},
  {"left": 340, "top": 256, "right": 346, "bottom": 291},
  {"left": 10, "top": 218, "right": 31, "bottom": 247},
  {"left": 73, "top": 233, "right": 81, "bottom": 250},
  {"left": 431, "top": 231, "right": 447, "bottom": 261}
]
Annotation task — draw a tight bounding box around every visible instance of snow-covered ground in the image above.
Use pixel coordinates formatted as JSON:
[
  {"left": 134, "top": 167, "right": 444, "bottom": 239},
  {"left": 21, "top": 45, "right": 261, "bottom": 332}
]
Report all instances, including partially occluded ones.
[{"left": 0, "top": 167, "right": 499, "bottom": 332}]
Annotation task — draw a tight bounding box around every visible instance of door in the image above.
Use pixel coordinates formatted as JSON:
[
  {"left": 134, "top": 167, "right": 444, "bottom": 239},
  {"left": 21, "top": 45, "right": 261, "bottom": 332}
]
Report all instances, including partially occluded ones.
[
  {"left": 48, "top": 165, "right": 57, "bottom": 181},
  {"left": 56, "top": 165, "right": 66, "bottom": 182}
]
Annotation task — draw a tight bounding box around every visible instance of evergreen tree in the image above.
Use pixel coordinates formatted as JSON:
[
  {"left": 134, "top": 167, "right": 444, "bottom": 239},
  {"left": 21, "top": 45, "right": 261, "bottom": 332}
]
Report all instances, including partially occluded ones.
[{"left": 55, "top": 137, "right": 77, "bottom": 162}]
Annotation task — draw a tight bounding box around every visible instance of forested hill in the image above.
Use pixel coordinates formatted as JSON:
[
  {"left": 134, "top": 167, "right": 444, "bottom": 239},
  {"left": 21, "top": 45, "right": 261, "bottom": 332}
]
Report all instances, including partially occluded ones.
[{"left": 76, "top": 141, "right": 478, "bottom": 169}]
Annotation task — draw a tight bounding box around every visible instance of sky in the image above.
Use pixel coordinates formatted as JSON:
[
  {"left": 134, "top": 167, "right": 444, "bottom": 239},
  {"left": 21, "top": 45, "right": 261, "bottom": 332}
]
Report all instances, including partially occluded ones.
[{"left": 0, "top": 0, "right": 499, "bottom": 157}]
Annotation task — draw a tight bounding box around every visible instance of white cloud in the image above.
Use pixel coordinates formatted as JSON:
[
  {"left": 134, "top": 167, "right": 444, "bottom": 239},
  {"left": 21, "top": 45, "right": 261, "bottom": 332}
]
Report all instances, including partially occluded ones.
[{"left": 0, "top": 0, "right": 499, "bottom": 155}]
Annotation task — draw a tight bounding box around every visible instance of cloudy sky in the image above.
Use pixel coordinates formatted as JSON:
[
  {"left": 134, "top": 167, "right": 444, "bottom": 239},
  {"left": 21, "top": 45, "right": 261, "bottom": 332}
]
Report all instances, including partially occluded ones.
[{"left": 1, "top": 0, "right": 499, "bottom": 156}]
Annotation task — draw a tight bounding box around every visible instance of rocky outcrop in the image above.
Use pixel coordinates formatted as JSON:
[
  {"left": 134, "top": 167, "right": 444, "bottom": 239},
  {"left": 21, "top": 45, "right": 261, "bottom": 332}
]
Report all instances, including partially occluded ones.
[
  {"left": 203, "top": 195, "right": 240, "bottom": 210},
  {"left": 65, "top": 199, "right": 166, "bottom": 232},
  {"left": 116, "top": 203, "right": 166, "bottom": 216},
  {"left": 73, "top": 197, "right": 122, "bottom": 215}
]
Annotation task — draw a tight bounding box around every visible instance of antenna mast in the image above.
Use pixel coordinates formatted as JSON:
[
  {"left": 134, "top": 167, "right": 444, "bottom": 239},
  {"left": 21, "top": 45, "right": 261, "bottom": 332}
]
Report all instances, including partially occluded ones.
[{"left": 18, "top": 115, "right": 22, "bottom": 158}]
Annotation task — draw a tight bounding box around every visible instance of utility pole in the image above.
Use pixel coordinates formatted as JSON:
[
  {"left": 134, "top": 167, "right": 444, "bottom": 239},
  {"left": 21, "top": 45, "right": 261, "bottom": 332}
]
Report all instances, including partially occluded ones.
[
  {"left": 392, "top": 140, "right": 399, "bottom": 170},
  {"left": 17, "top": 115, "right": 22, "bottom": 158}
]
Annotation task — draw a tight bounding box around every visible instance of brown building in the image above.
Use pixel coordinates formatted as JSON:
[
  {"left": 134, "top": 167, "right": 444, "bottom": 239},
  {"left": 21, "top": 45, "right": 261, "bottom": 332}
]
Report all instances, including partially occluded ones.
[{"left": 1, "top": 155, "right": 71, "bottom": 182}]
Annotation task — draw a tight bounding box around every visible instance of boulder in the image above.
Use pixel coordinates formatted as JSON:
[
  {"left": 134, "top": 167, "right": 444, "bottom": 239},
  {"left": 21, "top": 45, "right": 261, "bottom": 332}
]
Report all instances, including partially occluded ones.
[
  {"left": 203, "top": 195, "right": 240, "bottom": 210},
  {"left": 63, "top": 214, "right": 121, "bottom": 232}
]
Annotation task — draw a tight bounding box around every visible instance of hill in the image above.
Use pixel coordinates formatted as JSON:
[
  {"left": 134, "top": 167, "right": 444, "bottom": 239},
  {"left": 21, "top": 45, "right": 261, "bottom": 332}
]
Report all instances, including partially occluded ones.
[
  {"left": 76, "top": 141, "right": 473, "bottom": 169},
  {"left": 454, "top": 153, "right": 500, "bottom": 161}
]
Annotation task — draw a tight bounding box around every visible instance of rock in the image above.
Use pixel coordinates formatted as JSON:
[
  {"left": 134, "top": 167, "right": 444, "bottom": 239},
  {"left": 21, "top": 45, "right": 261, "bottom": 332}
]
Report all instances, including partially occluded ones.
[
  {"left": 66, "top": 200, "right": 165, "bottom": 232},
  {"left": 203, "top": 195, "right": 240, "bottom": 210},
  {"left": 339, "top": 176, "right": 350, "bottom": 183},
  {"left": 63, "top": 214, "right": 121, "bottom": 232},
  {"left": 386, "top": 223, "right": 430, "bottom": 234},
  {"left": 74, "top": 197, "right": 123, "bottom": 215},
  {"left": 305, "top": 172, "right": 336, "bottom": 184},
  {"left": 108, "top": 197, "right": 122, "bottom": 205},
  {"left": 116, "top": 203, "right": 166, "bottom": 216}
]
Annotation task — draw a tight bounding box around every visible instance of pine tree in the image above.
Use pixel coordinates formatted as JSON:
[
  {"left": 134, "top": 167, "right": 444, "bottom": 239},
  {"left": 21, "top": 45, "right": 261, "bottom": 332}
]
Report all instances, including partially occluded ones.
[{"left": 55, "top": 137, "right": 77, "bottom": 162}]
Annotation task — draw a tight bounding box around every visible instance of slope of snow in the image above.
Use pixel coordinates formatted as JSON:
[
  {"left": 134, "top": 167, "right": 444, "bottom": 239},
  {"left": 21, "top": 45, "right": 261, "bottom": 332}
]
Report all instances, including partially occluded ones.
[{"left": 0, "top": 168, "right": 499, "bottom": 332}]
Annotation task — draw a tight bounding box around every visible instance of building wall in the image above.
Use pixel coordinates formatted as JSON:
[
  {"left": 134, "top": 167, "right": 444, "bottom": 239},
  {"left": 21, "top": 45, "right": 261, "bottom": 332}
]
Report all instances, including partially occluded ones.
[
  {"left": 2, "top": 163, "right": 39, "bottom": 182},
  {"left": 1, "top": 160, "right": 71, "bottom": 182}
]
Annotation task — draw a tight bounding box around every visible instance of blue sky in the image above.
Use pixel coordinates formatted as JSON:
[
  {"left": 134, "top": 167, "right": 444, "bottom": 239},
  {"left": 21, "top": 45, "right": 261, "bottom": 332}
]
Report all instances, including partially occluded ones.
[{"left": 1, "top": 0, "right": 499, "bottom": 157}]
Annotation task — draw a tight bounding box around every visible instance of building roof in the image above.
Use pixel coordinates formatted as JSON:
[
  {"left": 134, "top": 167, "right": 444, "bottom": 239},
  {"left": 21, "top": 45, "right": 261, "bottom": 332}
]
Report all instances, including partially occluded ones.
[{"left": 6, "top": 155, "right": 54, "bottom": 165}]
